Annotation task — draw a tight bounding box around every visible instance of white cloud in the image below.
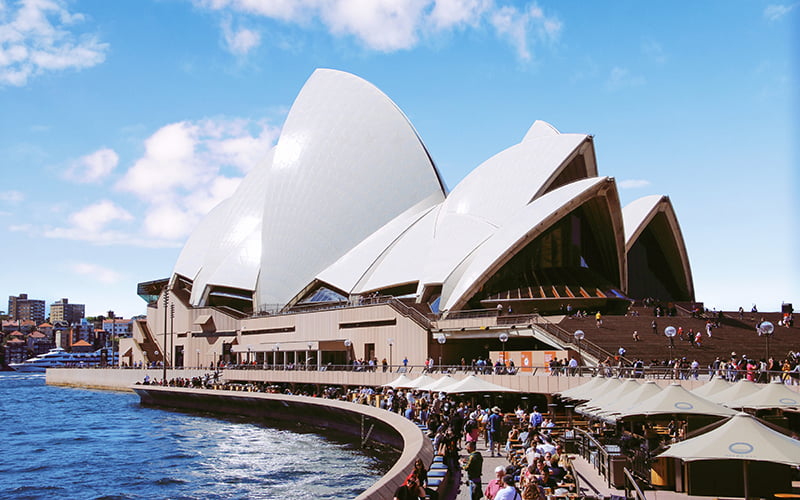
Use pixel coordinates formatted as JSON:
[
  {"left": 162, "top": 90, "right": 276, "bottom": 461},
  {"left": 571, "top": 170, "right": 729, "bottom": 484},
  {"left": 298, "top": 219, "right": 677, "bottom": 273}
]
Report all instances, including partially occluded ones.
[
  {"left": 65, "top": 148, "right": 119, "bottom": 183},
  {"left": 319, "top": 0, "right": 429, "bottom": 52},
  {"left": 429, "top": 0, "right": 491, "bottom": 30},
  {"left": 489, "top": 3, "right": 561, "bottom": 61},
  {"left": 618, "top": 179, "right": 651, "bottom": 189},
  {"left": 71, "top": 262, "right": 123, "bottom": 284},
  {"left": 764, "top": 3, "right": 797, "bottom": 20},
  {"left": 221, "top": 18, "right": 261, "bottom": 54},
  {"left": 0, "top": 190, "right": 25, "bottom": 203},
  {"left": 606, "top": 66, "right": 645, "bottom": 91},
  {"left": 42, "top": 200, "right": 138, "bottom": 245},
  {"left": 115, "top": 117, "right": 278, "bottom": 242},
  {"left": 68, "top": 200, "right": 133, "bottom": 233},
  {"left": 0, "top": 0, "right": 108, "bottom": 86},
  {"left": 193, "top": 0, "right": 562, "bottom": 60},
  {"left": 641, "top": 40, "right": 666, "bottom": 64}
]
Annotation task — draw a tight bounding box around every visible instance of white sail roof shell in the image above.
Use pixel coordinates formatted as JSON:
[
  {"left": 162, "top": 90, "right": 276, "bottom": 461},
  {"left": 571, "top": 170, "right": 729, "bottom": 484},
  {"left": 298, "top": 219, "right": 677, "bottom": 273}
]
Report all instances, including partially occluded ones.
[
  {"left": 173, "top": 148, "right": 273, "bottom": 303},
  {"left": 315, "top": 120, "right": 602, "bottom": 300},
  {"left": 440, "top": 177, "right": 620, "bottom": 311},
  {"left": 256, "top": 69, "right": 446, "bottom": 307},
  {"left": 622, "top": 193, "right": 695, "bottom": 299}
]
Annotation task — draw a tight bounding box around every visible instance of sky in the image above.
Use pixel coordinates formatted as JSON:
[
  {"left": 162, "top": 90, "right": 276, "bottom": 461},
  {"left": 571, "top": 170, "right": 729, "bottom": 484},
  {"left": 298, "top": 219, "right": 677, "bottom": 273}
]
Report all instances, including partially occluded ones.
[{"left": 0, "top": 0, "right": 797, "bottom": 318}]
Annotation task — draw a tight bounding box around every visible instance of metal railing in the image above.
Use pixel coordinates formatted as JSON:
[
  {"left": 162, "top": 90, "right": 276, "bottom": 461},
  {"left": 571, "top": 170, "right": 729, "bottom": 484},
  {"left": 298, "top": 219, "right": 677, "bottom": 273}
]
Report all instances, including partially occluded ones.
[
  {"left": 535, "top": 316, "right": 618, "bottom": 364},
  {"left": 623, "top": 467, "right": 648, "bottom": 500}
]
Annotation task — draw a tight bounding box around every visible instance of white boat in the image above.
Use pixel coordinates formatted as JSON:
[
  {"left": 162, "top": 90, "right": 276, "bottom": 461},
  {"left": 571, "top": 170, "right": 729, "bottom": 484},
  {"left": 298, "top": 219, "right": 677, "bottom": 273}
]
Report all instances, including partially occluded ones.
[{"left": 8, "top": 347, "right": 119, "bottom": 372}]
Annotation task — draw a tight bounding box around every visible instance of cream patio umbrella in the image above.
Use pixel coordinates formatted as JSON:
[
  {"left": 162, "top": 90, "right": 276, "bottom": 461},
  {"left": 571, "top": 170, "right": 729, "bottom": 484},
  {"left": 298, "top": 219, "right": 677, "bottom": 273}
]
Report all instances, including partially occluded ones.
[
  {"left": 382, "top": 373, "right": 415, "bottom": 389},
  {"left": 595, "top": 380, "right": 664, "bottom": 422},
  {"left": 703, "top": 378, "right": 760, "bottom": 405},
  {"left": 566, "top": 377, "right": 623, "bottom": 405},
  {"left": 657, "top": 412, "right": 800, "bottom": 499},
  {"left": 418, "top": 375, "right": 457, "bottom": 392},
  {"left": 556, "top": 376, "right": 608, "bottom": 401},
  {"left": 404, "top": 374, "right": 437, "bottom": 390},
  {"left": 577, "top": 379, "right": 640, "bottom": 417},
  {"left": 725, "top": 380, "right": 800, "bottom": 410},
  {"left": 619, "top": 383, "right": 737, "bottom": 419},
  {"left": 689, "top": 376, "right": 732, "bottom": 399},
  {"left": 444, "top": 374, "right": 520, "bottom": 394}
]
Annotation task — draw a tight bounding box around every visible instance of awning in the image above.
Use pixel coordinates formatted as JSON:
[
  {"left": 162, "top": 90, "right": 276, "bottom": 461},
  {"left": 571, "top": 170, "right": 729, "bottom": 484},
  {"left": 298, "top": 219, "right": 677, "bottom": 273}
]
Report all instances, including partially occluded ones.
[{"left": 232, "top": 341, "right": 320, "bottom": 353}]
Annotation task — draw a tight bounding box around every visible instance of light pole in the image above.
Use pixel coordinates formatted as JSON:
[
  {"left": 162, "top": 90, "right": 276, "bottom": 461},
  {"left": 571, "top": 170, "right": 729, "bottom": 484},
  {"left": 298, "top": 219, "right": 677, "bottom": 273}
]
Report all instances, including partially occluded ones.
[
  {"left": 247, "top": 346, "right": 252, "bottom": 368},
  {"left": 276, "top": 343, "right": 281, "bottom": 370},
  {"left": 437, "top": 334, "right": 446, "bottom": 371},
  {"left": 388, "top": 338, "right": 394, "bottom": 370},
  {"left": 344, "top": 339, "right": 352, "bottom": 369},
  {"left": 162, "top": 288, "right": 169, "bottom": 383},
  {"left": 665, "top": 326, "right": 676, "bottom": 367},
  {"left": 759, "top": 320, "right": 774, "bottom": 360},
  {"left": 196, "top": 348, "right": 200, "bottom": 369},
  {"left": 574, "top": 330, "right": 585, "bottom": 375},
  {"left": 499, "top": 332, "right": 509, "bottom": 372},
  {"left": 307, "top": 342, "right": 313, "bottom": 370}
]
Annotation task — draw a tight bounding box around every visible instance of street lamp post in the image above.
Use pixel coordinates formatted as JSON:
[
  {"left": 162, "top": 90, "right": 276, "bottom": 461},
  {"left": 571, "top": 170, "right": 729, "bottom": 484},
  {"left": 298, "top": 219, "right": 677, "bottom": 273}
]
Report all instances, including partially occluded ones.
[
  {"left": 437, "top": 335, "right": 446, "bottom": 372},
  {"left": 388, "top": 338, "right": 394, "bottom": 370},
  {"left": 344, "top": 339, "right": 352, "bottom": 369},
  {"left": 196, "top": 348, "right": 200, "bottom": 369},
  {"left": 499, "top": 332, "right": 509, "bottom": 373},
  {"left": 665, "top": 326, "right": 677, "bottom": 369},
  {"left": 307, "top": 342, "right": 313, "bottom": 370},
  {"left": 758, "top": 321, "right": 775, "bottom": 360},
  {"left": 574, "top": 330, "right": 585, "bottom": 376},
  {"left": 162, "top": 288, "right": 169, "bottom": 383},
  {"left": 276, "top": 343, "right": 281, "bottom": 370}
]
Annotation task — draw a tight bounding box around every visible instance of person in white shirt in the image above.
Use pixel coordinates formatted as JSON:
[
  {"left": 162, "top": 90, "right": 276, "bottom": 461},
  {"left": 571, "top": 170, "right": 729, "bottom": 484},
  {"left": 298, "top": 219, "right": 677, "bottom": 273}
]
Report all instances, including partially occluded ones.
[{"left": 494, "top": 475, "right": 522, "bottom": 500}]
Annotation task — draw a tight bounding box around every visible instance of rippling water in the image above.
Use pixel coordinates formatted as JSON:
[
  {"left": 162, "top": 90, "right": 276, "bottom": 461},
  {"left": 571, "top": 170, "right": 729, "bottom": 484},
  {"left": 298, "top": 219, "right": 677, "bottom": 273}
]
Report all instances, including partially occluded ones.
[{"left": 0, "top": 373, "right": 390, "bottom": 500}]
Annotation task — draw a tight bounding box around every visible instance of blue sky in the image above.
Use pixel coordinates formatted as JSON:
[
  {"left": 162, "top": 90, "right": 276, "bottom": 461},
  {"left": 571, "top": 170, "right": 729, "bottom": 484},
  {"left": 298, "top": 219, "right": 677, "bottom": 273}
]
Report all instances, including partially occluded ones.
[{"left": 1, "top": 0, "right": 796, "bottom": 318}]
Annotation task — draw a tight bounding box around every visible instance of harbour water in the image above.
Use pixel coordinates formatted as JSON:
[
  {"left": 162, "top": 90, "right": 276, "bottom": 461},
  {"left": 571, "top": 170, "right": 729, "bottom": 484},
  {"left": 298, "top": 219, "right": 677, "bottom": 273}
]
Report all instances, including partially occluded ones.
[{"left": 0, "top": 372, "right": 390, "bottom": 499}]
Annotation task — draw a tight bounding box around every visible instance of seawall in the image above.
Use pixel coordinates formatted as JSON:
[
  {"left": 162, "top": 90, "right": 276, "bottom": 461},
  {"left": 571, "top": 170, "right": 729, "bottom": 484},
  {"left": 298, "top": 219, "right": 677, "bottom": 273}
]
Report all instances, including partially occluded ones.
[{"left": 133, "top": 385, "right": 433, "bottom": 500}]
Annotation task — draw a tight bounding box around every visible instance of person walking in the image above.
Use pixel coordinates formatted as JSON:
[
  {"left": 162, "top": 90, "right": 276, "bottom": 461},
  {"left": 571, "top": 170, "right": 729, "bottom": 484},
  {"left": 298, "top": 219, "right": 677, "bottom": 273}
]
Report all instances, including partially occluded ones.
[{"left": 460, "top": 441, "right": 483, "bottom": 500}]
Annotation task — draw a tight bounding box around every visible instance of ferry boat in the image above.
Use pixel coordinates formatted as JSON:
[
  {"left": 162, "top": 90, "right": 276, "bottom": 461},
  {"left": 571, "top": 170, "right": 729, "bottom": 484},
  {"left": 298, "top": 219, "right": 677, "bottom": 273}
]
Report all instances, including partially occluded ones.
[{"left": 9, "top": 348, "right": 118, "bottom": 372}]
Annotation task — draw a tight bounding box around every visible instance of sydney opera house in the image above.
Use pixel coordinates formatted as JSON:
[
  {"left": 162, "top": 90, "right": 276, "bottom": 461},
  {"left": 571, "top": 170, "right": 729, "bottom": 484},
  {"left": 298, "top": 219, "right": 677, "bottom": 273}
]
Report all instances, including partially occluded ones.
[{"left": 121, "top": 69, "right": 694, "bottom": 370}]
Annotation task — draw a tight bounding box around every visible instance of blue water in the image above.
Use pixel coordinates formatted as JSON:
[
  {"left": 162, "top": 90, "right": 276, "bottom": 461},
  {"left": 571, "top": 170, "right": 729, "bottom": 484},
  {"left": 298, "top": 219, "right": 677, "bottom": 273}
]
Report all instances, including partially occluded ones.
[{"left": 0, "top": 373, "right": 389, "bottom": 499}]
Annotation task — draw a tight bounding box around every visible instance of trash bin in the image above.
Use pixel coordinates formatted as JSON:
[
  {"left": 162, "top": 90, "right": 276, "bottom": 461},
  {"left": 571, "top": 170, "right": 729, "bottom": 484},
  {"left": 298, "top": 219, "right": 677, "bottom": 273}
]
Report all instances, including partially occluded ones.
[{"left": 609, "top": 455, "right": 628, "bottom": 488}]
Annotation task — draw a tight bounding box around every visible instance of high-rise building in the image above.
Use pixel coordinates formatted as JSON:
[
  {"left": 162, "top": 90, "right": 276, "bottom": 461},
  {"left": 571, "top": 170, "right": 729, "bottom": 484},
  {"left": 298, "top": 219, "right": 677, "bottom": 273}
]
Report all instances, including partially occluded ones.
[
  {"left": 8, "top": 294, "right": 45, "bottom": 324},
  {"left": 49, "top": 298, "right": 85, "bottom": 325}
]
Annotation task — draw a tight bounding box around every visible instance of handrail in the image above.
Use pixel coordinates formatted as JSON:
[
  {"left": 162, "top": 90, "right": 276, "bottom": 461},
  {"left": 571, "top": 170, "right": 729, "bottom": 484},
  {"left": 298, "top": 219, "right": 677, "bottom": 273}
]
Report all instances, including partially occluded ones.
[
  {"left": 535, "top": 317, "right": 618, "bottom": 364},
  {"left": 570, "top": 427, "right": 613, "bottom": 487},
  {"left": 386, "top": 298, "right": 432, "bottom": 329},
  {"left": 623, "top": 467, "right": 647, "bottom": 500}
]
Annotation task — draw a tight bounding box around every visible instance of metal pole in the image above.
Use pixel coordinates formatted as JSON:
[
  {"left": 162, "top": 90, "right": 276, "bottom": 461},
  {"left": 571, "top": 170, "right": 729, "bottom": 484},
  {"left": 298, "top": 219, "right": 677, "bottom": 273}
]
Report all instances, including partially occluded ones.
[{"left": 162, "top": 288, "right": 168, "bottom": 384}]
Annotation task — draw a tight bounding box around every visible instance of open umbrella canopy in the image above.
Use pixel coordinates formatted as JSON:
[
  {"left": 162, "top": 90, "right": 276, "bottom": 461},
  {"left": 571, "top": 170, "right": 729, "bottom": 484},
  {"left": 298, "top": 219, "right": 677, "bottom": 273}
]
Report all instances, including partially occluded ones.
[
  {"left": 620, "top": 383, "right": 737, "bottom": 418},
  {"left": 404, "top": 374, "right": 437, "bottom": 390},
  {"left": 703, "top": 379, "right": 761, "bottom": 405},
  {"left": 382, "top": 374, "right": 415, "bottom": 388},
  {"left": 657, "top": 412, "right": 800, "bottom": 466},
  {"left": 725, "top": 381, "right": 800, "bottom": 410},
  {"left": 577, "top": 379, "right": 640, "bottom": 415},
  {"left": 568, "top": 377, "right": 624, "bottom": 404},
  {"left": 444, "top": 375, "right": 520, "bottom": 394},
  {"left": 557, "top": 376, "right": 607, "bottom": 401},
  {"left": 596, "top": 381, "right": 664, "bottom": 421},
  {"left": 418, "top": 375, "right": 457, "bottom": 392},
  {"left": 690, "top": 377, "right": 732, "bottom": 399}
]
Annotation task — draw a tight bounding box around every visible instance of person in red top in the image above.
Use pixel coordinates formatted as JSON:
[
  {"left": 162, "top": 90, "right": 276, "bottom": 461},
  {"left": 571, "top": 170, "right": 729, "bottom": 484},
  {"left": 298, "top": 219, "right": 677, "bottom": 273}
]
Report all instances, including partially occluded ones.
[{"left": 485, "top": 466, "right": 506, "bottom": 499}]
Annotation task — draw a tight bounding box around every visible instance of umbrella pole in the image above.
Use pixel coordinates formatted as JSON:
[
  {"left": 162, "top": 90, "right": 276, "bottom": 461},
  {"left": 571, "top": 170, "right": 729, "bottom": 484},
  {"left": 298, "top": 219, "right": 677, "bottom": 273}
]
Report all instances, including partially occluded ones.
[{"left": 742, "top": 460, "right": 749, "bottom": 500}]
